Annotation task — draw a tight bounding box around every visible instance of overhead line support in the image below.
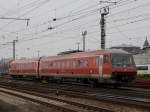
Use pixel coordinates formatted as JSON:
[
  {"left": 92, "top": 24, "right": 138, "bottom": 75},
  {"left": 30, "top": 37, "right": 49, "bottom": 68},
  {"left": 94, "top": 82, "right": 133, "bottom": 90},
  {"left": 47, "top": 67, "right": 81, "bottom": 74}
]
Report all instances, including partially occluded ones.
[
  {"left": 0, "top": 17, "right": 30, "bottom": 26},
  {"left": 100, "top": 7, "right": 109, "bottom": 49}
]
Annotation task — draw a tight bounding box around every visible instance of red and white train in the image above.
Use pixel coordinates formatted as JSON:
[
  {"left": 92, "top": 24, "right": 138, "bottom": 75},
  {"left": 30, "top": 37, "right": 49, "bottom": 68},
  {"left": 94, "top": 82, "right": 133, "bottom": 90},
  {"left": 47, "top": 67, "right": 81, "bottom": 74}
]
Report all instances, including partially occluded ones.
[{"left": 9, "top": 49, "right": 137, "bottom": 85}]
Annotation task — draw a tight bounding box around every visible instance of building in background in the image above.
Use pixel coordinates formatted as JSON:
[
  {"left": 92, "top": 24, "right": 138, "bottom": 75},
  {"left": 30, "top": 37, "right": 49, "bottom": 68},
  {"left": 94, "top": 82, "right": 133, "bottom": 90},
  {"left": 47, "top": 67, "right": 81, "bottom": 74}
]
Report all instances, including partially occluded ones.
[
  {"left": 133, "top": 38, "right": 150, "bottom": 65},
  {"left": 110, "top": 44, "right": 141, "bottom": 55}
]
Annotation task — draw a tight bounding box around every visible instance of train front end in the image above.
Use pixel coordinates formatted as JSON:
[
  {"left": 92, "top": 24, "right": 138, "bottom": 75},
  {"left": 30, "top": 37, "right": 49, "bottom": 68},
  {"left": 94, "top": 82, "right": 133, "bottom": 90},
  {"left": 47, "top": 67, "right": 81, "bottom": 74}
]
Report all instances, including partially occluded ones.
[{"left": 111, "top": 52, "right": 137, "bottom": 83}]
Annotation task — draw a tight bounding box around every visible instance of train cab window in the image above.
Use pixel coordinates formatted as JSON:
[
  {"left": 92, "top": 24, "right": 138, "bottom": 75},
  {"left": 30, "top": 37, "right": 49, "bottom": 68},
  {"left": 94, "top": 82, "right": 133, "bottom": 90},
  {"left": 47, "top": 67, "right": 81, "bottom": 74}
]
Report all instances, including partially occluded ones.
[{"left": 103, "top": 55, "right": 109, "bottom": 64}]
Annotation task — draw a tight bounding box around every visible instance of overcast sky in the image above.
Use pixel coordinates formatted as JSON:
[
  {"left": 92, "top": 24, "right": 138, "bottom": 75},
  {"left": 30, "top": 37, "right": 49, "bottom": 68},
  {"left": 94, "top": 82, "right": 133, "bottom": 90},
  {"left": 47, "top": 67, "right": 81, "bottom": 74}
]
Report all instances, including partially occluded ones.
[{"left": 0, "top": 0, "right": 149, "bottom": 59}]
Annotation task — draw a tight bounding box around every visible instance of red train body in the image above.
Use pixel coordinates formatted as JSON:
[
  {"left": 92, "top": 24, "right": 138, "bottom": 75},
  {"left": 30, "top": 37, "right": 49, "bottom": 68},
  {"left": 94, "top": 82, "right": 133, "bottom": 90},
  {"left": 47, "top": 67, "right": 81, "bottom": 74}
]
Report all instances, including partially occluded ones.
[
  {"left": 10, "top": 58, "right": 39, "bottom": 77},
  {"left": 9, "top": 49, "right": 137, "bottom": 84}
]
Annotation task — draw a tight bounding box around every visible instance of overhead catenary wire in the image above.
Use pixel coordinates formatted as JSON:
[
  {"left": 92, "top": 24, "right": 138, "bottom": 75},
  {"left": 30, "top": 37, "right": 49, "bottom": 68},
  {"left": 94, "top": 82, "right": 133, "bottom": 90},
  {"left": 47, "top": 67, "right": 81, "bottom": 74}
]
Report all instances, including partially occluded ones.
[
  {"left": 1, "top": 0, "right": 125, "bottom": 36},
  {"left": 0, "top": 0, "right": 149, "bottom": 58},
  {"left": 0, "top": 0, "right": 140, "bottom": 48},
  {"left": 0, "top": 0, "right": 132, "bottom": 38},
  {"left": 2, "top": 0, "right": 49, "bottom": 16},
  {"left": 0, "top": 0, "right": 51, "bottom": 31}
]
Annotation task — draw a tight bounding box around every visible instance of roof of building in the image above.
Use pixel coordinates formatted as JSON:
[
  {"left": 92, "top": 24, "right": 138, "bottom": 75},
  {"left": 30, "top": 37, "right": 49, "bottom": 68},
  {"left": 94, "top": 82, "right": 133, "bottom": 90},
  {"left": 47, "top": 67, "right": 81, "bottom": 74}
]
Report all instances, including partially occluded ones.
[
  {"left": 111, "top": 44, "right": 140, "bottom": 48},
  {"left": 143, "top": 37, "right": 150, "bottom": 49}
]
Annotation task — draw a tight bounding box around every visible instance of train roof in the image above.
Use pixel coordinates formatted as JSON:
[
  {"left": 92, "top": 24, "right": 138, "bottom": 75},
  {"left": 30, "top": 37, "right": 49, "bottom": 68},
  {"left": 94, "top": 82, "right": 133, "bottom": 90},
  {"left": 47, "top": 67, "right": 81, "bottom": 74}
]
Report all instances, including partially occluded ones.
[
  {"left": 11, "top": 49, "right": 131, "bottom": 63},
  {"left": 42, "top": 49, "right": 130, "bottom": 61},
  {"left": 107, "top": 49, "right": 130, "bottom": 54},
  {"left": 10, "top": 58, "right": 40, "bottom": 64}
]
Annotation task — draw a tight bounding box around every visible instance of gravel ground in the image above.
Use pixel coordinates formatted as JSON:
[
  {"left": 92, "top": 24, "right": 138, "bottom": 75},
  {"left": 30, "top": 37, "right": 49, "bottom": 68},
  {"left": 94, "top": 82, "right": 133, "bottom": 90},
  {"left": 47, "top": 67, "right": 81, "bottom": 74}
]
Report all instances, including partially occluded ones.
[
  {"left": 0, "top": 100, "right": 19, "bottom": 112},
  {"left": 50, "top": 94, "right": 150, "bottom": 112},
  {"left": 0, "top": 92, "right": 61, "bottom": 112}
]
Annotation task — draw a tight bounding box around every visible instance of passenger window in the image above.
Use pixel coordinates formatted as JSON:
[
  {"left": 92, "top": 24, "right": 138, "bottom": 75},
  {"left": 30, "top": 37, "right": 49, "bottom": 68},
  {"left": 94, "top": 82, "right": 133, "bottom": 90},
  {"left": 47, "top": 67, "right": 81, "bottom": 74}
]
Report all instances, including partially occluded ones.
[
  {"left": 103, "top": 55, "right": 109, "bottom": 64},
  {"left": 62, "top": 61, "right": 65, "bottom": 68},
  {"left": 95, "top": 57, "right": 99, "bottom": 67},
  {"left": 45, "top": 62, "right": 49, "bottom": 68},
  {"left": 57, "top": 62, "right": 61, "bottom": 68},
  {"left": 66, "top": 61, "right": 70, "bottom": 68},
  {"left": 53, "top": 62, "right": 56, "bottom": 68},
  {"left": 76, "top": 60, "right": 81, "bottom": 67},
  {"left": 72, "top": 61, "right": 76, "bottom": 67},
  {"left": 49, "top": 62, "right": 53, "bottom": 67},
  {"left": 69, "top": 61, "right": 72, "bottom": 67},
  {"left": 83, "top": 58, "right": 88, "bottom": 67}
]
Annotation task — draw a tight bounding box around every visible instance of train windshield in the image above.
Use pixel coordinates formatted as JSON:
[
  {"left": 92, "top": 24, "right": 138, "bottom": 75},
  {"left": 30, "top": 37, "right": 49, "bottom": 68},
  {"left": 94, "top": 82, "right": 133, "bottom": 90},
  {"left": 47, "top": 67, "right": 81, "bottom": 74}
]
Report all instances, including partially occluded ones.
[{"left": 112, "top": 54, "right": 135, "bottom": 67}]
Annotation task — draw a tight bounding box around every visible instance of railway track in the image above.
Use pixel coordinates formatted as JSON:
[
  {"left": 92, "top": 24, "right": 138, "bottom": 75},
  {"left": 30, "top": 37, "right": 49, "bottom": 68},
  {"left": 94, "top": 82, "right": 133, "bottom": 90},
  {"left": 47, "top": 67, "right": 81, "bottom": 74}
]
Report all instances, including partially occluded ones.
[
  {"left": 0, "top": 76, "right": 150, "bottom": 111},
  {"left": 0, "top": 85, "right": 113, "bottom": 112}
]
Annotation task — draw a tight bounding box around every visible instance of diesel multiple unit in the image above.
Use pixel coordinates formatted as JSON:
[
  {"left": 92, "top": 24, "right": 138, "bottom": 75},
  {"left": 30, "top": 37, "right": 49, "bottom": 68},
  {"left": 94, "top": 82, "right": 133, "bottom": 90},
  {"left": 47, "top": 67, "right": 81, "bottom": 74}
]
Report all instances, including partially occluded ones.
[{"left": 9, "top": 49, "right": 137, "bottom": 85}]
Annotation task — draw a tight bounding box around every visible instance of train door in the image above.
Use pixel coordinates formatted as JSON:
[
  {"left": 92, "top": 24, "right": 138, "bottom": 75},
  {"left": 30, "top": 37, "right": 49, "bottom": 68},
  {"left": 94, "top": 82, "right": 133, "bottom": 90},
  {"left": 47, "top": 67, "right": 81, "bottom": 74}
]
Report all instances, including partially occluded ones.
[
  {"left": 98, "top": 55, "right": 103, "bottom": 77},
  {"left": 102, "top": 54, "right": 112, "bottom": 77}
]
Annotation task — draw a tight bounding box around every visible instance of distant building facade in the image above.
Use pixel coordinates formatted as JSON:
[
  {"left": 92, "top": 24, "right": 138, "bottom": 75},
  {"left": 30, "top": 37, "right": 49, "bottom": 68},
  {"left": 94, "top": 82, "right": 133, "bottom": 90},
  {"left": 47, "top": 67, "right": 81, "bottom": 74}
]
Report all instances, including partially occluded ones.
[
  {"left": 133, "top": 38, "right": 150, "bottom": 65},
  {"left": 133, "top": 50, "right": 150, "bottom": 65}
]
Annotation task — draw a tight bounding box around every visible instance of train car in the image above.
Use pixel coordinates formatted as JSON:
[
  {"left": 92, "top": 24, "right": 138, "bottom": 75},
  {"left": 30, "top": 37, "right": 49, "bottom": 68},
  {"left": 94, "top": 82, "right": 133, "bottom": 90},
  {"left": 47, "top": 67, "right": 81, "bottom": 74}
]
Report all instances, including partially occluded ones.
[
  {"left": 9, "top": 58, "right": 40, "bottom": 79},
  {"left": 9, "top": 49, "right": 137, "bottom": 85},
  {"left": 39, "top": 49, "right": 137, "bottom": 84},
  {"left": 136, "top": 64, "right": 150, "bottom": 77}
]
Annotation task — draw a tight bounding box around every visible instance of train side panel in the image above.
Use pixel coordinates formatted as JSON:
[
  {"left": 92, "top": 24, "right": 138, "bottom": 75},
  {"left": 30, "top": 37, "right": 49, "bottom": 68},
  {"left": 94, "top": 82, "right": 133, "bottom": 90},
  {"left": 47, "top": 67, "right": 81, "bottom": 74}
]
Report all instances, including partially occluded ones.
[
  {"left": 39, "top": 53, "right": 114, "bottom": 84},
  {"left": 39, "top": 56, "right": 102, "bottom": 79},
  {"left": 9, "top": 59, "right": 39, "bottom": 78},
  {"left": 8, "top": 49, "right": 137, "bottom": 84}
]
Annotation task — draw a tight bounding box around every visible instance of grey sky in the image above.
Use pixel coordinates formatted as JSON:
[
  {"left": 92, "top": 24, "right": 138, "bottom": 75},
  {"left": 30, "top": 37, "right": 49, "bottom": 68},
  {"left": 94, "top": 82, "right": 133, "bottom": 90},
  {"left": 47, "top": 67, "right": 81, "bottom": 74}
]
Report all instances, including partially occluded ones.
[{"left": 0, "top": 0, "right": 149, "bottom": 59}]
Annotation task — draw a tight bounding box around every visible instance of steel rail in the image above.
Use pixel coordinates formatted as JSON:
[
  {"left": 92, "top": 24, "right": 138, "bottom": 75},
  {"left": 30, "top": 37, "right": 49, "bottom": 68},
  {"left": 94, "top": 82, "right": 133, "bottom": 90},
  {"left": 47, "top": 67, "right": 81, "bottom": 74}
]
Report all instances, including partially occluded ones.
[{"left": 0, "top": 85, "right": 113, "bottom": 112}]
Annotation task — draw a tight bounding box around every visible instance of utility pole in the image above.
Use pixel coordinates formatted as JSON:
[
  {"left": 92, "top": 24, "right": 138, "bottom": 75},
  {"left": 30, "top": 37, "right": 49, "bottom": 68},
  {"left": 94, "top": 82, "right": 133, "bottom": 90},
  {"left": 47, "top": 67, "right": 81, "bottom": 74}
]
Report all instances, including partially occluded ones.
[
  {"left": 13, "top": 39, "right": 18, "bottom": 60},
  {"left": 37, "top": 50, "right": 40, "bottom": 57},
  {"left": 76, "top": 42, "right": 80, "bottom": 51},
  {"left": 100, "top": 7, "right": 109, "bottom": 49},
  {"left": 82, "top": 31, "right": 87, "bottom": 52}
]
